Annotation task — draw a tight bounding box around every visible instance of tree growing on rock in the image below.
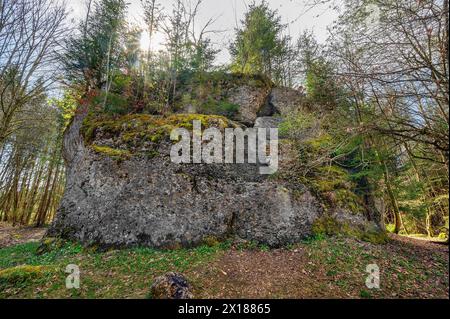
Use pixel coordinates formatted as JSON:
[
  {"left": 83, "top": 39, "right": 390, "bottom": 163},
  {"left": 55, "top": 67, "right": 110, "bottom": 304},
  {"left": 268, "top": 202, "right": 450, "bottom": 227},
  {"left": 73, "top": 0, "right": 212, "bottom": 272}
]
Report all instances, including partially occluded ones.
[
  {"left": 61, "top": 0, "right": 128, "bottom": 95},
  {"left": 230, "top": 1, "right": 289, "bottom": 83}
]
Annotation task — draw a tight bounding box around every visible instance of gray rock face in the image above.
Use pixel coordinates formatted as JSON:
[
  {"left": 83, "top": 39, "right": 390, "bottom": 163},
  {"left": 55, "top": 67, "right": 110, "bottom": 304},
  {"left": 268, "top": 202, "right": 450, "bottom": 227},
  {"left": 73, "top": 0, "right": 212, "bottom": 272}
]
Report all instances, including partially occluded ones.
[
  {"left": 227, "top": 85, "right": 270, "bottom": 124},
  {"left": 47, "top": 113, "right": 322, "bottom": 248},
  {"left": 270, "top": 87, "right": 304, "bottom": 115},
  {"left": 48, "top": 147, "right": 321, "bottom": 248}
]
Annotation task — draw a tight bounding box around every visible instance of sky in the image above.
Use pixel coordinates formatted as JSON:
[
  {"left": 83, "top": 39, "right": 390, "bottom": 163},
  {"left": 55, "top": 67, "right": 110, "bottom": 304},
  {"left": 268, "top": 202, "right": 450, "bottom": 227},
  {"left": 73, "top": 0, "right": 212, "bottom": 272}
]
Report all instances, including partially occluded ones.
[{"left": 68, "top": 0, "right": 340, "bottom": 64}]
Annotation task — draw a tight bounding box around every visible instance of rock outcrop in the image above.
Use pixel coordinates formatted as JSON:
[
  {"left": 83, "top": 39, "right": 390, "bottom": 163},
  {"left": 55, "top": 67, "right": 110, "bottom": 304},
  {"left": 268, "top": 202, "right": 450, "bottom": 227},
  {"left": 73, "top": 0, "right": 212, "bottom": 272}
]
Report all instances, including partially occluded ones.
[
  {"left": 47, "top": 80, "right": 384, "bottom": 249},
  {"left": 47, "top": 113, "right": 321, "bottom": 248},
  {"left": 270, "top": 87, "right": 304, "bottom": 115},
  {"left": 178, "top": 73, "right": 272, "bottom": 125}
]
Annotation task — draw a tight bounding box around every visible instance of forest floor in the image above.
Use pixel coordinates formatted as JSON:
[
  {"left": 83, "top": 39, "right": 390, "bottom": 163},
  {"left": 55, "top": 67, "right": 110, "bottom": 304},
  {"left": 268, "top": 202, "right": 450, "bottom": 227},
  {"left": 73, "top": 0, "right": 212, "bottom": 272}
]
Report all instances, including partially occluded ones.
[
  {"left": 0, "top": 224, "right": 448, "bottom": 299},
  {"left": 0, "top": 222, "right": 47, "bottom": 248}
]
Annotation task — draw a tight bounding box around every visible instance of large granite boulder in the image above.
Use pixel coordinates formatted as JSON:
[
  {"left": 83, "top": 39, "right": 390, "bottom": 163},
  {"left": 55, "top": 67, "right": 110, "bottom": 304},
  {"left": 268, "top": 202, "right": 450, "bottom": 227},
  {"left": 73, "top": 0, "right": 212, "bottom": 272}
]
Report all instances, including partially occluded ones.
[{"left": 47, "top": 112, "right": 322, "bottom": 248}]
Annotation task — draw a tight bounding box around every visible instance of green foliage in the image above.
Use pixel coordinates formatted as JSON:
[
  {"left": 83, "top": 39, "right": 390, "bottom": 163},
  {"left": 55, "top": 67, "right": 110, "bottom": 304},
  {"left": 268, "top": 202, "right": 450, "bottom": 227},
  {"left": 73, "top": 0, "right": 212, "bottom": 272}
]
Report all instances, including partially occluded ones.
[
  {"left": 49, "top": 91, "right": 78, "bottom": 129},
  {"left": 230, "top": 1, "right": 289, "bottom": 79},
  {"left": 305, "top": 59, "right": 341, "bottom": 110},
  {"left": 278, "top": 111, "right": 316, "bottom": 138},
  {"left": 312, "top": 216, "right": 389, "bottom": 245},
  {"left": 62, "top": 0, "right": 128, "bottom": 89},
  {"left": 122, "top": 26, "right": 142, "bottom": 71},
  {"left": 92, "top": 92, "right": 129, "bottom": 115}
]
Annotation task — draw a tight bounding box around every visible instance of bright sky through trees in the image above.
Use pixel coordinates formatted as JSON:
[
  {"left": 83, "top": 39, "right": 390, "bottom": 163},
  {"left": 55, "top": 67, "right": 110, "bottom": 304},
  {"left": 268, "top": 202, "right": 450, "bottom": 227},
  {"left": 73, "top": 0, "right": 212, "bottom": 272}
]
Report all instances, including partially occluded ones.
[{"left": 68, "top": 0, "right": 339, "bottom": 64}]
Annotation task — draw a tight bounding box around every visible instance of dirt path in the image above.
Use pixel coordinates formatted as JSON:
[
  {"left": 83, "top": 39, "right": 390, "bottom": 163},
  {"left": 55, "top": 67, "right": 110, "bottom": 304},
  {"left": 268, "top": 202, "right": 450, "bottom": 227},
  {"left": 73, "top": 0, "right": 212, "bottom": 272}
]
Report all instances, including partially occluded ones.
[
  {"left": 189, "top": 235, "right": 448, "bottom": 299},
  {"left": 389, "top": 234, "right": 448, "bottom": 251},
  {"left": 0, "top": 222, "right": 47, "bottom": 248}
]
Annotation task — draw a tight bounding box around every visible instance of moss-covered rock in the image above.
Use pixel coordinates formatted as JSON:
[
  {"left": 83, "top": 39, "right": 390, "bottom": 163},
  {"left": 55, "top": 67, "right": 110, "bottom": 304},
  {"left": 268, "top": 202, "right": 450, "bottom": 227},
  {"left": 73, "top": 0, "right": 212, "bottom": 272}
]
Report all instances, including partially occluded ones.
[
  {"left": 175, "top": 72, "right": 273, "bottom": 123},
  {"left": 309, "top": 166, "right": 365, "bottom": 214},
  {"left": 81, "top": 113, "right": 240, "bottom": 160},
  {"left": 92, "top": 145, "right": 132, "bottom": 160},
  {"left": 312, "top": 216, "right": 389, "bottom": 244}
]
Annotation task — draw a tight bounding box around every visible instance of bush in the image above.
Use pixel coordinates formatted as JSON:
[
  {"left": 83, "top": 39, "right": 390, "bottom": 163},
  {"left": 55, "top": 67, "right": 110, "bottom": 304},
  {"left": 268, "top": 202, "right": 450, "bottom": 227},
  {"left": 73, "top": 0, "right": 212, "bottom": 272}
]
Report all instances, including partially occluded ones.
[{"left": 279, "top": 111, "right": 317, "bottom": 140}]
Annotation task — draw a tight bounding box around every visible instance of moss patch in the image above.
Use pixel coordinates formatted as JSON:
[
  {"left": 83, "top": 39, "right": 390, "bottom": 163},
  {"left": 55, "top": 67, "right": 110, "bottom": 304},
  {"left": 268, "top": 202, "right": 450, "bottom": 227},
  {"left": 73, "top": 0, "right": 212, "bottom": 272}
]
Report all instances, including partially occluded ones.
[
  {"left": 0, "top": 265, "right": 53, "bottom": 289},
  {"left": 92, "top": 145, "right": 131, "bottom": 160},
  {"left": 81, "top": 113, "right": 239, "bottom": 160},
  {"left": 312, "top": 216, "right": 389, "bottom": 245},
  {"left": 309, "top": 166, "right": 365, "bottom": 214}
]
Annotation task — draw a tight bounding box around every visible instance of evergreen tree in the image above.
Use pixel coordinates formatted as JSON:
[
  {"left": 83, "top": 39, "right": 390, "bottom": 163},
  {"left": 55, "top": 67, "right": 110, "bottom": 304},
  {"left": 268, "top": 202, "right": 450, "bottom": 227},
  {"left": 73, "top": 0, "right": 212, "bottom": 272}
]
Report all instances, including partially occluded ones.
[
  {"left": 230, "top": 1, "right": 289, "bottom": 80},
  {"left": 61, "top": 0, "right": 128, "bottom": 92}
]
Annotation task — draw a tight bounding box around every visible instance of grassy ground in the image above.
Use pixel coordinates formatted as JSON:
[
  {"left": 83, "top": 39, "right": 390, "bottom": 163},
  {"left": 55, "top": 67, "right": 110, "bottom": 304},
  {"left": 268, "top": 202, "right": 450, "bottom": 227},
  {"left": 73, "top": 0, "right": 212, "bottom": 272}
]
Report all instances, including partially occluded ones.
[{"left": 0, "top": 227, "right": 448, "bottom": 299}]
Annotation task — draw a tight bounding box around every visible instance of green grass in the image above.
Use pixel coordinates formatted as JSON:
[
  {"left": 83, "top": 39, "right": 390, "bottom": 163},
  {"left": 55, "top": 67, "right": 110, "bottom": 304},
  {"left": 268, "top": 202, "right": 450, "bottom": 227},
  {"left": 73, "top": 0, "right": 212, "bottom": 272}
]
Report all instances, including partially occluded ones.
[
  {"left": 0, "top": 241, "right": 229, "bottom": 299},
  {"left": 0, "top": 236, "right": 447, "bottom": 299}
]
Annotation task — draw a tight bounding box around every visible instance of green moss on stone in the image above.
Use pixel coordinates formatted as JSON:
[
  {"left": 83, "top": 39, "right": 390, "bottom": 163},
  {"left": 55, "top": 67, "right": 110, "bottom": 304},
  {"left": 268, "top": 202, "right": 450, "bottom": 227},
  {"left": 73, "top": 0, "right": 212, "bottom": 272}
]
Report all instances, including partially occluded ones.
[
  {"left": 81, "top": 112, "right": 239, "bottom": 160},
  {"left": 312, "top": 216, "right": 389, "bottom": 245},
  {"left": 92, "top": 145, "right": 131, "bottom": 160},
  {"left": 305, "top": 166, "right": 365, "bottom": 214}
]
